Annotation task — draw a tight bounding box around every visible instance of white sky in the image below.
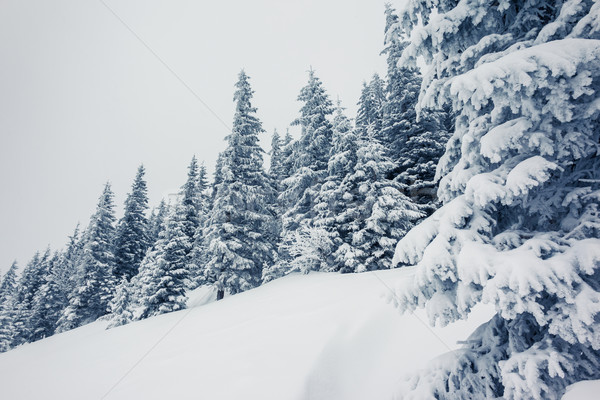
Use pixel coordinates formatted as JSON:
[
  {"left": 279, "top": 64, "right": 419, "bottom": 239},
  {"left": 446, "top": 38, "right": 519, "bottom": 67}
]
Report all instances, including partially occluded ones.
[{"left": 0, "top": 0, "right": 392, "bottom": 273}]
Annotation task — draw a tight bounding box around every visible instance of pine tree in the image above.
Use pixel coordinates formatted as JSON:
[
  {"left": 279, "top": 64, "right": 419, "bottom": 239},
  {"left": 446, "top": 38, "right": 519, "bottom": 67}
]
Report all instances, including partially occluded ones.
[
  {"left": 355, "top": 73, "right": 385, "bottom": 135},
  {"left": 310, "top": 102, "right": 359, "bottom": 272},
  {"left": 269, "top": 129, "right": 285, "bottom": 190},
  {"left": 380, "top": 4, "right": 449, "bottom": 209},
  {"left": 205, "top": 70, "right": 278, "bottom": 298},
  {"left": 392, "top": 1, "right": 600, "bottom": 399},
  {"left": 29, "top": 252, "right": 66, "bottom": 341},
  {"left": 113, "top": 165, "right": 150, "bottom": 281},
  {"left": 0, "top": 261, "right": 18, "bottom": 305},
  {"left": 58, "top": 183, "right": 117, "bottom": 331},
  {"left": 279, "top": 128, "right": 295, "bottom": 181},
  {"left": 278, "top": 70, "right": 334, "bottom": 268},
  {"left": 148, "top": 199, "right": 168, "bottom": 246},
  {"left": 107, "top": 278, "right": 135, "bottom": 328},
  {"left": 0, "top": 261, "right": 18, "bottom": 352},
  {"left": 348, "top": 133, "right": 423, "bottom": 272},
  {"left": 9, "top": 250, "right": 50, "bottom": 346}
]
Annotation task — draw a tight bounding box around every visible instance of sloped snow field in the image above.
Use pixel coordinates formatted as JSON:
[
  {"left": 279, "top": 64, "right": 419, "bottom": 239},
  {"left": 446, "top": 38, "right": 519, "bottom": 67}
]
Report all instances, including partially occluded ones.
[{"left": 0, "top": 269, "right": 595, "bottom": 399}]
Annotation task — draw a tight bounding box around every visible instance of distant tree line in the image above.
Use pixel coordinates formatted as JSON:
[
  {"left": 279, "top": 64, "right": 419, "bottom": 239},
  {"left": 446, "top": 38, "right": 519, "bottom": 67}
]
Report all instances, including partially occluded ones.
[{"left": 0, "top": 5, "right": 450, "bottom": 350}]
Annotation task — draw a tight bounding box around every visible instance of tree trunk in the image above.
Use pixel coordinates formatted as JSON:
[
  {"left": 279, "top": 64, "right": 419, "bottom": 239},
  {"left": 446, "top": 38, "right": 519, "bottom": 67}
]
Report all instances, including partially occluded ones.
[{"left": 216, "top": 289, "right": 224, "bottom": 301}]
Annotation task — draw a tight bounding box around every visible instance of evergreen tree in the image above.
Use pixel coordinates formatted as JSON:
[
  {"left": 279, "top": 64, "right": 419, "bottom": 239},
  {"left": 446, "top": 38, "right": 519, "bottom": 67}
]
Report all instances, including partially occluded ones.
[
  {"left": 107, "top": 278, "right": 135, "bottom": 328},
  {"left": 10, "top": 250, "right": 50, "bottom": 346},
  {"left": 355, "top": 73, "right": 385, "bottom": 135},
  {"left": 278, "top": 70, "right": 334, "bottom": 266},
  {"left": 310, "top": 102, "right": 359, "bottom": 272},
  {"left": 205, "top": 70, "right": 278, "bottom": 298},
  {"left": 211, "top": 152, "right": 225, "bottom": 207},
  {"left": 380, "top": 4, "right": 449, "bottom": 208},
  {"left": 180, "top": 156, "right": 202, "bottom": 240},
  {"left": 279, "top": 128, "right": 295, "bottom": 181},
  {"left": 29, "top": 252, "right": 66, "bottom": 341},
  {"left": 347, "top": 133, "right": 423, "bottom": 272},
  {"left": 58, "top": 183, "right": 117, "bottom": 331},
  {"left": 148, "top": 199, "right": 168, "bottom": 246},
  {"left": 113, "top": 165, "right": 150, "bottom": 281},
  {"left": 0, "top": 261, "right": 18, "bottom": 352},
  {"left": 392, "top": 1, "right": 600, "bottom": 399},
  {"left": 178, "top": 156, "right": 205, "bottom": 288},
  {"left": 268, "top": 129, "right": 285, "bottom": 189},
  {"left": 0, "top": 261, "right": 18, "bottom": 305}
]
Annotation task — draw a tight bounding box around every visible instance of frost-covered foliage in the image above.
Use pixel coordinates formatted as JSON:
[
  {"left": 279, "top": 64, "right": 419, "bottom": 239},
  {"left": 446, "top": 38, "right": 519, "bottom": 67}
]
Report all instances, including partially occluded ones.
[
  {"left": 288, "top": 103, "right": 357, "bottom": 274},
  {"left": 268, "top": 129, "right": 286, "bottom": 189},
  {"left": 392, "top": 1, "right": 600, "bottom": 398},
  {"left": 341, "top": 131, "right": 423, "bottom": 272},
  {"left": 0, "top": 261, "right": 19, "bottom": 352},
  {"left": 113, "top": 165, "right": 150, "bottom": 281},
  {"left": 148, "top": 199, "right": 168, "bottom": 246},
  {"left": 381, "top": 4, "right": 450, "bottom": 209},
  {"left": 356, "top": 74, "right": 385, "bottom": 135},
  {"left": 58, "top": 183, "right": 117, "bottom": 332},
  {"left": 132, "top": 206, "right": 191, "bottom": 319},
  {"left": 204, "top": 71, "right": 278, "bottom": 297},
  {"left": 278, "top": 70, "right": 334, "bottom": 246}
]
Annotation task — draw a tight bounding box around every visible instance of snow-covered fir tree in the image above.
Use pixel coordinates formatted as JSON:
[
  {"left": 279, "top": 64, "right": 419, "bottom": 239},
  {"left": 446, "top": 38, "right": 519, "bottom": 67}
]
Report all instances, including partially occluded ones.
[
  {"left": 205, "top": 70, "right": 278, "bottom": 299},
  {"left": 57, "top": 183, "right": 117, "bottom": 332},
  {"left": 148, "top": 199, "right": 168, "bottom": 246},
  {"left": 9, "top": 250, "right": 50, "bottom": 346},
  {"left": 342, "top": 129, "right": 423, "bottom": 272},
  {"left": 0, "top": 261, "right": 18, "bottom": 305},
  {"left": 277, "top": 69, "right": 334, "bottom": 271},
  {"left": 28, "top": 252, "right": 66, "bottom": 342},
  {"left": 355, "top": 73, "right": 385, "bottom": 135},
  {"left": 268, "top": 129, "right": 286, "bottom": 190},
  {"left": 106, "top": 277, "right": 134, "bottom": 328},
  {"left": 380, "top": 4, "right": 449, "bottom": 209},
  {"left": 0, "top": 261, "right": 18, "bottom": 352},
  {"left": 279, "top": 128, "right": 295, "bottom": 181},
  {"left": 391, "top": 1, "right": 600, "bottom": 399},
  {"left": 113, "top": 165, "right": 150, "bottom": 281},
  {"left": 124, "top": 205, "right": 191, "bottom": 320},
  {"left": 309, "top": 102, "right": 359, "bottom": 273}
]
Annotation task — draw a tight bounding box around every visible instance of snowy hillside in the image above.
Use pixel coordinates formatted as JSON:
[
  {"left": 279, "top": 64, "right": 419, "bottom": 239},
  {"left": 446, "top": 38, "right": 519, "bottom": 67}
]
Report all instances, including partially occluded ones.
[{"left": 0, "top": 269, "right": 493, "bottom": 400}]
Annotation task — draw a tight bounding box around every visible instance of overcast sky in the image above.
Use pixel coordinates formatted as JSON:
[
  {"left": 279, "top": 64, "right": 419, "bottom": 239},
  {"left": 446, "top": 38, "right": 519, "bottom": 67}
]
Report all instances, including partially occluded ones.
[{"left": 0, "top": 0, "right": 391, "bottom": 273}]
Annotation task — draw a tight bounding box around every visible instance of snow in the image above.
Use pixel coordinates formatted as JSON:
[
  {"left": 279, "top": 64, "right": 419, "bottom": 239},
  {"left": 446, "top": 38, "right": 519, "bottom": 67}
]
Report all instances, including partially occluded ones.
[
  {"left": 562, "top": 379, "right": 600, "bottom": 400},
  {"left": 0, "top": 269, "right": 493, "bottom": 400}
]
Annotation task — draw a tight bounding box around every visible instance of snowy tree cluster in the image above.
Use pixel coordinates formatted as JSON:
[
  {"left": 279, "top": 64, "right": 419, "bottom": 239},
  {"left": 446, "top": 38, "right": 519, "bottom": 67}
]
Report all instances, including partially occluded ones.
[
  {"left": 390, "top": 0, "right": 600, "bottom": 399},
  {"left": 1, "top": 4, "right": 446, "bottom": 358}
]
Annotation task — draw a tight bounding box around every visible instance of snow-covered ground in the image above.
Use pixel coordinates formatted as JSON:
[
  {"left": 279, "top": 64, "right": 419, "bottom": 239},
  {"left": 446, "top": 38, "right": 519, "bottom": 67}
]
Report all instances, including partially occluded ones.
[{"left": 0, "top": 268, "right": 595, "bottom": 399}]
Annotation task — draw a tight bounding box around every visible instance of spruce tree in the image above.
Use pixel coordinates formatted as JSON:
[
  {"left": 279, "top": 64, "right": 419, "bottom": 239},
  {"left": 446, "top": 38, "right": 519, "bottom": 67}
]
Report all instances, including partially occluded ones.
[
  {"left": 355, "top": 73, "right": 385, "bottom": 135},
  {"left": 10, "top": 250, "right": 50, "bottom": 346},
  {"left": 0, "top": 261, "right": 18, "bottom": 305},
  {"left": 148, "top": 199, "right": 168, "bottom": 246},
  {"left": 58, "top": 183, "right": 117, "bottom": 331},
  {"left": 278, "top": 70, "right": 334, "bottom": 267},
  {"left": 205, "top": 70, "right": 277, "bottom": 298},
  {"left": 29, "top": 252, "right": 66, "bottom": 341},
  {"left": 268, "top": 129, "right": 285, "bottom": 190},
  {"left": 380, "top": 4, "right": 449, "bottom": 208},
  {"left": 113, "top": 165, "right": 150, "bottom": 281},
  {"left": 310, "top": 102, "right": 359, "bottom": 273},
  {"left": 0, "top": 262, "right": 18, "bottom": 352},
  {"left": 392, "top": 1, "right": 600, "bottom": 398},
  {"left": 348, "top": 132, "right": 423, "bottom": 272}
]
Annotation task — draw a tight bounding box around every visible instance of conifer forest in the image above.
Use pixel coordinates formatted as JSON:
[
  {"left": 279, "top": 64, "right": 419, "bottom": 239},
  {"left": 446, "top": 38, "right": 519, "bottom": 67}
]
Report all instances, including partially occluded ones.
[{"left": 1, "top": 1, "right": 600, "bottom": 399}]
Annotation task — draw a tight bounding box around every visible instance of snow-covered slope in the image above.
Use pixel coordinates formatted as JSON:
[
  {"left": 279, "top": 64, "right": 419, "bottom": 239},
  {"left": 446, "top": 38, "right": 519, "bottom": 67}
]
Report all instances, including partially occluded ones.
[{"left": 0, "top": 269, "right": 495, "bottom": 399}]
